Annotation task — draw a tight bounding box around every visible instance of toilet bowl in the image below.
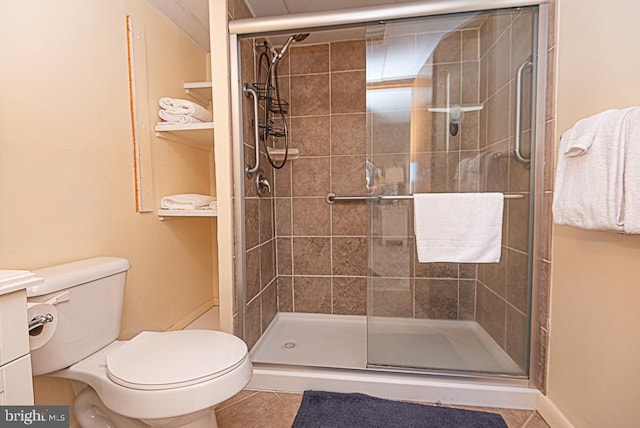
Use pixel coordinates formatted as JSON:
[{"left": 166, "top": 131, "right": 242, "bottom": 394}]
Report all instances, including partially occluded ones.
[{"left": 27, "top": 257, "right": 252, "bottom": 427}]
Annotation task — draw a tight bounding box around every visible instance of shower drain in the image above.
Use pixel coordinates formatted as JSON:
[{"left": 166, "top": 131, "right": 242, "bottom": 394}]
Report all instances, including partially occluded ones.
[{"left": 281, "top": 340, "right": 298, "bottom": 351}]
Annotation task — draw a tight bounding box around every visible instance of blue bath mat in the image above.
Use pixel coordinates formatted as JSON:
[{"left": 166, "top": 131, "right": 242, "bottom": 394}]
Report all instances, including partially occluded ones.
[{"left": 292, "top": 391, "right": 508, "bottom": 428}]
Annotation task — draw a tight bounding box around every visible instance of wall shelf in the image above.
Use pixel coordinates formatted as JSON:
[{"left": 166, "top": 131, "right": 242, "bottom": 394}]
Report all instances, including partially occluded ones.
[
  {"left": 156, "top": 208, "right": 217, "bottom": 220},
  {"left": 154, "top": 81, "right": 214, "bottom": 149},
  {"left": 154, "top": 121, "right": 214, "bottom": 150},
  {"left": 184, "top": 81, "right": 212, "bottom": 105}
]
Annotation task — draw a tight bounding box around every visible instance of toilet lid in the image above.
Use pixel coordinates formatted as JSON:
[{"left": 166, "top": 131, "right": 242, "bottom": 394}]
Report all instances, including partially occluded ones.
[{"left": 106, "top": 330, "right": 248, "bottom": 391}]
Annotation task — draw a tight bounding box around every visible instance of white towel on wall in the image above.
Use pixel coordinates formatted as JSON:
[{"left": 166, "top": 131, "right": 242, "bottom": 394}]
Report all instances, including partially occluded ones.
[
  {"left": 621, "top": 108, "right": 640, "bottom": 233},
  {"left": 158, "top": 97, "right": 212, "bottom": 122},
  {"left": 413, "top": 193, "right": 504, "bottom": 263},
  {"left": 160, "top": 194, "right": 216, "bottom": 210},
  {"left": 553, "top": 108, "right": 636, "bottom": 232},
  {"left": 158, "top": 109, "right": 203, "bottom": 124}
]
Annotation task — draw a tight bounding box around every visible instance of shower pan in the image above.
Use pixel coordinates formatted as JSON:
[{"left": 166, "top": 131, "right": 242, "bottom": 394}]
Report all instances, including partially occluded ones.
[{"left": 229, "top": 0, "right": 548, "bottom": 395}]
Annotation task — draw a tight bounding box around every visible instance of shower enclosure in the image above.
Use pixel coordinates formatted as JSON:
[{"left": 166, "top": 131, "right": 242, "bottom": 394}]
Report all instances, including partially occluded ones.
[{"left": 230, "top": 1, "right": 546, "bottom": 383}]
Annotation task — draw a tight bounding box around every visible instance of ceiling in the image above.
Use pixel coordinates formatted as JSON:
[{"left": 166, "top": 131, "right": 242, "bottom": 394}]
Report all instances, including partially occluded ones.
[{"left": 149, "top": 0, "right": 425, "bottom": 51}]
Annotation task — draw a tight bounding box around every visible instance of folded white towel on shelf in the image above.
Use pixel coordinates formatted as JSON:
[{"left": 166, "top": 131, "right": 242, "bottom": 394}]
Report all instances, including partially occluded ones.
[
  {"left": 553, "top": 108, "right": 636, "bottom": 232},
  {"left": 160, "top": 194, "right": 216, "bottom": 210},
  {"left": 158, "top": 97, "right": 212, "bottom": 122},
  {"left": 621, "top": 108, "right": 640, "bottom": 233},
  {"left": 413, "top": 193, "right": 504, "bottom": 263},
  {"left": 158, "top": 110, "right": 203, "bottom": 124}
]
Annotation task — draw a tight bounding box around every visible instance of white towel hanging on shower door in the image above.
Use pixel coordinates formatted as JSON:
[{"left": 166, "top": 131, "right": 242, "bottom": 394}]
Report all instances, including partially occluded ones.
[{"left": 413, "top": 193, "right": 504, "bottom": 263}]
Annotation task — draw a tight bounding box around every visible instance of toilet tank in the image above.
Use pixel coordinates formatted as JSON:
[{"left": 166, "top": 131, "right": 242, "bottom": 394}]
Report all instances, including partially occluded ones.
[{"left": 27, "top": 257, "right": 130, "bottom": 376}]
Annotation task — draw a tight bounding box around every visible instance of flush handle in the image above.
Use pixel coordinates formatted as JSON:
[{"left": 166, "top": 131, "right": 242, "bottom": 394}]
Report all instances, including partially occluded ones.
[{"left": 29, "top": 313, "right": 54, "bottom": 336}]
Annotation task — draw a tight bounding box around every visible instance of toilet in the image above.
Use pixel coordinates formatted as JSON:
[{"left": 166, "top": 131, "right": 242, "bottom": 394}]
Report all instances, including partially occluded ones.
[{"left": 26, "top": 257, "right": 252, "bottom": 428}]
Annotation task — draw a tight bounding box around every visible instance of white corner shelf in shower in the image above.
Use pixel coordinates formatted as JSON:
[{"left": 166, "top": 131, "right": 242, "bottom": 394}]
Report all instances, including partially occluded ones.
[
  {"left": 156, "top": 208, "right": 217, "bottom": 220},
  {"left": 267, "top": 147, "right": 299, "bottom": 160},
  {"left": 154, "top": 121, "right": 214, "bottom": 150}
]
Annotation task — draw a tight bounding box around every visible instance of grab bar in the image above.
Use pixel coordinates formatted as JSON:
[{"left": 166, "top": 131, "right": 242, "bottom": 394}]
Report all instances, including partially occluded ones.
[
  {"left": 514, "top": 57, "right": 533, "bottom": 166},
  {"left": 243, "top": 84, "right": 260, "bottom": 175},
  {"left": 326, "top": 192, "right": 525, "bottom": 204}
]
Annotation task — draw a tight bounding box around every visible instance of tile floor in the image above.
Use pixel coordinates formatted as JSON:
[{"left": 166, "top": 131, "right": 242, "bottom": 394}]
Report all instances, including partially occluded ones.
[{"left": 215, "top": 389, "right": 550, "bottom": 428}]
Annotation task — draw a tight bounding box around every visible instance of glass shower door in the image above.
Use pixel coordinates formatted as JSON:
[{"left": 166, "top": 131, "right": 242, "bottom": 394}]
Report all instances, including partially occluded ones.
[{"left": 366, "top": 8, "right": 538, "bottom": 376}]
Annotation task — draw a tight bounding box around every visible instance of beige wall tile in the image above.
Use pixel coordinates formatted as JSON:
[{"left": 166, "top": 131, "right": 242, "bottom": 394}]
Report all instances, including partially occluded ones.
[
  {"left": 332, "top": 237, "right": 367, "bottom": 276},
  {"left": 332, "top": 201, "right": 366, "bottom": 236},
  {"left": 507, "top": 195, "right": 530, "bottom": 253},
  {"left": 246, "top": 299, "right": 261, "bottom": 349},
  {"left": 506, "top": 249, "right": 529, "bottom": 313},
  {"left": 432, "top": 31, "right": 462, "bottom": 64},
  {"left": 259, "top": 198, "right": 274, "bottom": 244},
  {"left": 462, "top": 29, "right": 479, "bottom": 61},
  {"left": 459, "top": 280, "right": 476, "bottom": 320},
  {"left": 276, "top": 238, "right": 292, "bottom": 275},
  {"left": 292, "top": 198, "right": 331, "bottom": 236},
  {"left": 506, "top": 305, "right": 527, "bottom": 370},
  {"left": 331, "top": 71, "right": 366, "bottom": 113},
  {"left": 331, "top": 155, "right": 367, "bottom": 196},
  {"left": 274, "top": 162, "right": 292, "bottom": 197},
  {"left": 292, "top": 157, "right": 330, "bottom": 197},
  {"left": 275, "top": 198, "right": 292, "bottom": 236},
  {"left": 244, "top": 198, "right": 260, "bottom": 248},
  {"left": 291, "top": 116, "right": 331, "bottom": 156},
  {"left": 290, "top": 74, "right": 330, "bottom": 116},
  {"left": 333, "top": 277, "right": 367, "bottom": 315},
  {"left": 370, "top": 278, "right": 414, "bottom": 317},
  {"left": 277, "top": 276, "right": 293, "bottom": 312},
  {"left": 331, "top": 40, "right": 366, "bottom": 72},
  {"left": 290, "top": 44, "right": 329, "bottom": 75},
  {"left": 478, "top": 246, "right": 508, "bottom": 298},
  {"left": 415, "top": 278, "right": 459, "bottom": 320},
  {"left": 261, "top": 283, "right": 278, "bottom": 331},
  {"left": 246, "top": 247, "right": 260, "bottom": 301},
  {"left": 331, "top": 114, "right": 366, "bottom": 155},
  {"left": 479, "top": 12, "right": 513, "bottom": 57},
  {"left": 293, "top": 237, "right": 331, "bottom": 275},
  {"left": 477, "top": 284, "right": 506, "bottom": 347},
  {"left": 293, "top": 276, "right": 332, "bottom": 313},
  {"left": 260, "top": 240, "right": 275, "bottom": 288}
]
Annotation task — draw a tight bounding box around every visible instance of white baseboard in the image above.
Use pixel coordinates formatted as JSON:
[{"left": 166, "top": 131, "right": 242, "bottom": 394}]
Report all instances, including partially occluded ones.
[{"left": 537, "top": 393, "right": 575, "bottom": 428}]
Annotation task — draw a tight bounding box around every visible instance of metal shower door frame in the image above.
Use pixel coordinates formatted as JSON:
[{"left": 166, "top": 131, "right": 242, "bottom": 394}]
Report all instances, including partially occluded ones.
[{"left": 229, "top": 0, "right": 549, "bottom": 386}]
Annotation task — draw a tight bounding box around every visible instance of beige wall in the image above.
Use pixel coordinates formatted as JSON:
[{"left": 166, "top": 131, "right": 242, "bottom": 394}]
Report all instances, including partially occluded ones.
[
  {"left": 548, "top": 0, "right": 640, "bottom": 426},
  {"left": 1, "top": 0, "right": 216, "bottom": 417}
]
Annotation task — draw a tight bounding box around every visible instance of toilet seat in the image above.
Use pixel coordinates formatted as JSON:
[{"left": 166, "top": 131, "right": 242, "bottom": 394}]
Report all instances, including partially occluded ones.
[{"left": 106, "top": 330, "right": 248, "bottom": 391}]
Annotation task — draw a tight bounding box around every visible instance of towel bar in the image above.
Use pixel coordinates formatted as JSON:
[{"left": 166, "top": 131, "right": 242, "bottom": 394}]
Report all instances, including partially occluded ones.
[{"left": 325, "top": 192, "right": 525, "bottom": 204}]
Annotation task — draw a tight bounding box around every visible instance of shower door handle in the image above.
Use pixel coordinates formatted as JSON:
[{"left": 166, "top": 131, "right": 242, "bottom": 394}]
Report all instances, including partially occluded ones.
[
  {"left": 243, "top": 84, "right": 261, "bottom": 175},
  {"left": 514, "top": 58, "right": 533, "bottom": 166}
]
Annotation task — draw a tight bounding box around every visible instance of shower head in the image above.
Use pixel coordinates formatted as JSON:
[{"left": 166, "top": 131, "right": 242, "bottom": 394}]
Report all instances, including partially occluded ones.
[
  {"left": 292, "top": 33, "right": 310, "bottom": 42},
  {"left": 274, "top": 33, "right": 311, "bottom": 63}
]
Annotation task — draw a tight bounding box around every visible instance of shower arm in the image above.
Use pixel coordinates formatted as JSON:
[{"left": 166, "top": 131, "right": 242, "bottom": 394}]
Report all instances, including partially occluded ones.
[{"left": 243, "top": 84, "right": 260, "bottom": 175}]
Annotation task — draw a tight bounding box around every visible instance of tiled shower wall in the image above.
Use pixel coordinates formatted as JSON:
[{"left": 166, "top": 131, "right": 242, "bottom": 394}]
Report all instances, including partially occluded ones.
[
  {"left": 273, "top": 40, "right": 369, "bottom": 316},
  {"left": 366, "top": 23, "right": 485, "bottom": 322},
  {"left": 475, "top": 10, "right": 535, "bottom": 371},
  {"left": 239, "top": 32, "right": 279, "bottom": 348}
]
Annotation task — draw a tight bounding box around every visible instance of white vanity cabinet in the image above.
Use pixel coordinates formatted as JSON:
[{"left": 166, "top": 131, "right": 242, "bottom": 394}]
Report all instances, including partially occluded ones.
[{"left": 0, "top": 271, "right": 39, "bottom": 405}]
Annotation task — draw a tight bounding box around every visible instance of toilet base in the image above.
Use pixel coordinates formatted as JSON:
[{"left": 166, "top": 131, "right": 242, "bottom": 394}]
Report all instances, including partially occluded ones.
[{"left": 75, "top": 387, "right": 219, "bottom": 428}]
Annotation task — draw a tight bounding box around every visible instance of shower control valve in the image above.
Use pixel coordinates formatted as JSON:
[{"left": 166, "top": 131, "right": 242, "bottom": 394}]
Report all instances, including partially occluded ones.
[{"left": 255, "top": 170, "right": 271, "bottom": 196}]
